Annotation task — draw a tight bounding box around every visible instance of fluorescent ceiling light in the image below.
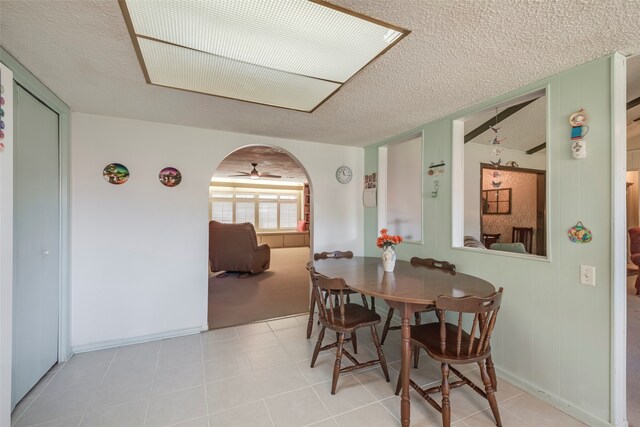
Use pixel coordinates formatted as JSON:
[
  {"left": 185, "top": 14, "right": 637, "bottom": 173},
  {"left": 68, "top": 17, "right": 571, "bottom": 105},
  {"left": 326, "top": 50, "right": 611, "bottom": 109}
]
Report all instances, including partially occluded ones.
[{"left": 120, "top": 0, "right": 409, "bottom": 112}]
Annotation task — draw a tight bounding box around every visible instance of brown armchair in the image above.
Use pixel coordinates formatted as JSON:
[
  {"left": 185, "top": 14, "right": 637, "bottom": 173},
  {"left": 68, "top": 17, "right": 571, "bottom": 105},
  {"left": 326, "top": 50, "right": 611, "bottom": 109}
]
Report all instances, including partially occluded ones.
[{"left": 208, "top": 221, "right": 270, "bottom": 274}]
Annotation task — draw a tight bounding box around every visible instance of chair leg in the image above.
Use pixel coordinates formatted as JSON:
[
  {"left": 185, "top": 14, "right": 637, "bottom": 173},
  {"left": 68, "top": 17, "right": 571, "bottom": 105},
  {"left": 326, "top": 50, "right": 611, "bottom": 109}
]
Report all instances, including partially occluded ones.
[
  {"left": 486, "top": 355, "right": 497, "bottom": 391},
  {"left": 371, "top": 296, "right": 376, "bottom": 313},
  {"left": 351, "top": 332, "right": 358, "bottom": 354},
  {"left": 479, "top": 360, "right": 502, "bottom": 427},
  {"left": 636, "top": 274, "right": 640, "bottom": 295},
  {"left": 380, "top": 307, "right": 395, "bottom": 345},
  {"left": 395, "top": 345, "right": 410, "bottom": 395},
  {"left": 413, "top": 345, "right": 420, "bottom": 368},
  {"left": 414, "top": 312, "right": 421, "bottom": 326},
  {"left": 441, "top": 363, "right": 451, "bottom": 427},
  {"left": 331, "top": 332, "right": 345, "bottom": 394},
  {"left": 360, "top": 293, "right": 369, "bottom": 309},
  {"left": 306, "top": 291, "right": 317, "bottom": 339},
  {"left": 310, "top": 326, "right": 325, "bottom": 367},
  {"left": 371, "top": 325, "right": 390, "bottom": 382}
]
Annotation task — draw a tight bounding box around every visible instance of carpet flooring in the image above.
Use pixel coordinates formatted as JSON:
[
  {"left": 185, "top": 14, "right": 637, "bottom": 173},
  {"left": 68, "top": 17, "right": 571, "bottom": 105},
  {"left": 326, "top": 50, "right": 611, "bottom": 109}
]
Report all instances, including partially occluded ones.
[{"left": 208, "top": 247, "right": 311, "bottom": 329}]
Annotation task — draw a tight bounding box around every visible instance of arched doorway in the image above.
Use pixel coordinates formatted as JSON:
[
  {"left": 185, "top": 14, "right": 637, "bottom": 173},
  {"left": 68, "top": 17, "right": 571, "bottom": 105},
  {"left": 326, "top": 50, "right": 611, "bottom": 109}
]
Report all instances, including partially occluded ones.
[{"left": 207, "top": 145, "right": 312, "bottom": 329}]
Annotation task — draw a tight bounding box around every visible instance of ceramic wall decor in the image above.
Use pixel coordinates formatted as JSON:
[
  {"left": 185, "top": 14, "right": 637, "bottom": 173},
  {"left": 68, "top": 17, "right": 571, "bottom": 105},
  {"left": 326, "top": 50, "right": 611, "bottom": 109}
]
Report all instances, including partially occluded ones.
[
  {"left": 427, "top": 161, "right": 445, "bottom": 176},
  {"left": 103, "top": 163, "right": 130, "bottom": 185},
  {"left": 567, "top": 221, "right": 592, "bottom": 243},
  {"left": 159, "top": 167, "right": 182, "bottom": 187},
  {"left": 569, "top": 108, "right": 589, "bottom": 159}
]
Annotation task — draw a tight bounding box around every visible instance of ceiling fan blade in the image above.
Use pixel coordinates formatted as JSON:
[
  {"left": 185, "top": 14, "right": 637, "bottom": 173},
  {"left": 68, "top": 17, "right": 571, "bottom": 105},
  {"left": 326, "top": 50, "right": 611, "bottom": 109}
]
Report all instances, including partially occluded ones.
[
  {"left": 228, "top": 173, "right": 250, "bottom": 177},
  {"left": 259, "top": 173, "right": 282, "bottom": 178}
]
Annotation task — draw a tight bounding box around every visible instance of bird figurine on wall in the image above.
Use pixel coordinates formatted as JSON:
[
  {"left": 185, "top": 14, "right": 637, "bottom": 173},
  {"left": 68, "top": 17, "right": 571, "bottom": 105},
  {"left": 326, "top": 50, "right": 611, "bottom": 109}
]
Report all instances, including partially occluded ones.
[
  {"left": 491, "top": 180, "right": 503, "bottom": 188},
  {"left": 490, "top": 158, "right": 502, "bottom": 168}
]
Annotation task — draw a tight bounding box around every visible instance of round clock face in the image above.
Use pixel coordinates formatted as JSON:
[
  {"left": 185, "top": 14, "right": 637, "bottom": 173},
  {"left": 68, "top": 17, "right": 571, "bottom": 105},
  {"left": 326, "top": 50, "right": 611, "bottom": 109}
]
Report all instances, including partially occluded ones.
[{"left": 336, "top": 166, "right": 353, "bottom": 184}]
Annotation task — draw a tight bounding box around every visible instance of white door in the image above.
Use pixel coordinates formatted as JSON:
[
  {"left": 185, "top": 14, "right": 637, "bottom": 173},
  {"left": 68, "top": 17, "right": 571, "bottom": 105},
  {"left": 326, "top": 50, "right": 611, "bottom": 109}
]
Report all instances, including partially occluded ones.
[{"left": 11, "top": 85, "right": 60, "bottom": 408}]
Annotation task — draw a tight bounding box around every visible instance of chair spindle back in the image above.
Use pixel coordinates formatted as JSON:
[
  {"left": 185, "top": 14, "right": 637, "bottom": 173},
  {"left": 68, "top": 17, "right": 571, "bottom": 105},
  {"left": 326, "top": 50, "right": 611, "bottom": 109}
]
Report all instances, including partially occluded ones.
[
  {"left": 308, "top": 266, "right": 349, "bottom": 325},
  {"left": 512, "top": 227, "right": 533, "bottom": 253},
  {"left": 435, "top": 288, "right": 503, "bottom": 358}
]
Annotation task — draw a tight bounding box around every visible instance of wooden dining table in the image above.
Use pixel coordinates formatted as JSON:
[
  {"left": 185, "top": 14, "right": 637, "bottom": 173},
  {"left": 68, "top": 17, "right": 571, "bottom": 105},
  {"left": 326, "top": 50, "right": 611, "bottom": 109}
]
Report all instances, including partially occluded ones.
[{"left": 311, "top": 256, "right": 496, "bottom": 427}]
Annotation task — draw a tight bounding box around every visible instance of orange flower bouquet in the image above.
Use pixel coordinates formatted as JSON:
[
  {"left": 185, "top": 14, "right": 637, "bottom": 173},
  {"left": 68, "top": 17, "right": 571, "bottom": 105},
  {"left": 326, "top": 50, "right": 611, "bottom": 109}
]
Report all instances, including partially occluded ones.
[{"left": 377, "top": 228, "right": 403, "bottom": 249}]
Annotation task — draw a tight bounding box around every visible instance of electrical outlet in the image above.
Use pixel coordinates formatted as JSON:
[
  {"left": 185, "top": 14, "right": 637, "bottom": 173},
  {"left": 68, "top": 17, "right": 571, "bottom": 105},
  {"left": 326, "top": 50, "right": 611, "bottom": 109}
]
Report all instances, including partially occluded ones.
[{"left": 580, "top": 265, "right": 595, "bottom": 286}]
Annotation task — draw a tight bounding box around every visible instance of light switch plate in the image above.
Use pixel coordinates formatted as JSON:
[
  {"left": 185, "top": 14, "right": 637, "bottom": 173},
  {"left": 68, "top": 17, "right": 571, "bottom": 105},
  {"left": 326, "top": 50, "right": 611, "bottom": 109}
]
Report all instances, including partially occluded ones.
[{"left": 580, "top": 265, "right": 595, "bottom": 286}]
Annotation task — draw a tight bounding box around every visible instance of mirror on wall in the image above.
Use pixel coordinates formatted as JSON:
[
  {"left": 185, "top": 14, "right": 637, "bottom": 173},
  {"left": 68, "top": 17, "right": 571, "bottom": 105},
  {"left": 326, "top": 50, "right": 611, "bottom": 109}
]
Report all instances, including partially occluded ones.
[{"left": 458, "top": 88, "right": 548, "bottom": 257}]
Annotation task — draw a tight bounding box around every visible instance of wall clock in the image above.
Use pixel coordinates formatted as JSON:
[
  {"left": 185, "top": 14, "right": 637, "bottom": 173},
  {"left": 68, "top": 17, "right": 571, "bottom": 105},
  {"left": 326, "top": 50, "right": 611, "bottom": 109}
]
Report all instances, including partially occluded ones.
[{"left": 336, "top": 166, "right": 353, "bottom": 184}]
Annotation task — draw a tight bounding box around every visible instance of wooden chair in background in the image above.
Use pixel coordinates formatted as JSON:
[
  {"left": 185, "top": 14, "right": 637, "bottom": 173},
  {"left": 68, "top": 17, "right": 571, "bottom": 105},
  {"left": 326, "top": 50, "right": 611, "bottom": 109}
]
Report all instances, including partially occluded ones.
[
  {"left": 397, "top": 288, "right": 504, "bottom": 427},
  {"left": 309, "top": 267, "right": 390, "bottom": 394},
  {"left": 512, "top": 227, "right": 533, "bottom": 253},
  {"left": 629, "top": 228, "right": 640, "bottom": 295},
  {"left": 380, "top": 257, "right": 455, "bottom": 345},
  {"left": 482, "top": 233, "right": 501, "bottom": 249}
]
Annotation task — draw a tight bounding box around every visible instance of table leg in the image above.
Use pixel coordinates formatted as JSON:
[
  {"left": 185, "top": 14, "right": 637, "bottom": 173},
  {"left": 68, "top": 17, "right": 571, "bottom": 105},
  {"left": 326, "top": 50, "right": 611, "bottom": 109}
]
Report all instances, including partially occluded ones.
[
  {"left": 400, "top": 308, "right": 411, "bottom": 427},
  {"left": 384, "top": 301, "right": 428, "bottom": 427}
]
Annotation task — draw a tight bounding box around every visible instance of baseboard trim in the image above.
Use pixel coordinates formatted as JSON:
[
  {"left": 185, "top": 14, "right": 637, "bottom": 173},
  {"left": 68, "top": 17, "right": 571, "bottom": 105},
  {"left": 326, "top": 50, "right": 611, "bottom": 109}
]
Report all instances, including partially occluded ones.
[
  {"left": 495, "top": 367, "right": 616, "bottom": 427},
  {"left": 71, "top": 326, "right": 203, "bottom": 354}
]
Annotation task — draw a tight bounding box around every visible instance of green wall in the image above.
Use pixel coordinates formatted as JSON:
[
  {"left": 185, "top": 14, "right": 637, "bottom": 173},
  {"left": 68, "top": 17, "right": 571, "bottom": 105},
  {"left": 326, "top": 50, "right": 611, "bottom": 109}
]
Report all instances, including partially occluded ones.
[{"left": 364, "top": 55, "right": 615, "bottom": 425}]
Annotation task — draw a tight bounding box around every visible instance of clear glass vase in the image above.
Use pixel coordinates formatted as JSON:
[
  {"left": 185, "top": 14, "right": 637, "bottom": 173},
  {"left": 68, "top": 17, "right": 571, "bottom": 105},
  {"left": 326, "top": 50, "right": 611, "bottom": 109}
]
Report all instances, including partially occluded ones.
[{"left": 381, "top": 246, "right": 396, "bottom": 272}]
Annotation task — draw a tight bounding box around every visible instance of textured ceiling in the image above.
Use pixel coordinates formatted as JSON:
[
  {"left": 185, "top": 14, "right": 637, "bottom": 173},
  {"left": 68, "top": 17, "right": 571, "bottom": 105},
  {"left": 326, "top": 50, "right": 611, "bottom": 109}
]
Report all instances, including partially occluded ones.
[{"left": 2, "top": 1, "right": 640, "bottom": 147}]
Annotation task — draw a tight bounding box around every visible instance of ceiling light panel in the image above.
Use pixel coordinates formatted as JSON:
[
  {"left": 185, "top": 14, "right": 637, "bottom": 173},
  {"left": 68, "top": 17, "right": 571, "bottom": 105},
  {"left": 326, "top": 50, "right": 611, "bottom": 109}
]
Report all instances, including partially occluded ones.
[
  {"left": 121, "top": 0, "right": 409, "bottom": 111},
  {"left": 139, "top": 38, "right": 340, "bottom": 111}
]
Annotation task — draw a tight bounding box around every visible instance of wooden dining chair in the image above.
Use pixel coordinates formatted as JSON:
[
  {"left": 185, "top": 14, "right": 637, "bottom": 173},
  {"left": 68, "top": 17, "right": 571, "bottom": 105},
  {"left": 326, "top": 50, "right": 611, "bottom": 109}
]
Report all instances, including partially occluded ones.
[
  {"left": 396, "top": 288, "right": 504, "bottom": 427},
  {"left": 512, "top": 227, "right": 533, "bottom": 253},
  {"left": 307, "top": 251, "right": 373, "bottom": 343},
  {"left": 380, "top": 257, "right": 455, "bottom": 345},
  {"left": 309, "top": 267, "right": 390, "bottom": 394},
  {"left": 629, "top": 228, "right": 640, "bottom": 295}
]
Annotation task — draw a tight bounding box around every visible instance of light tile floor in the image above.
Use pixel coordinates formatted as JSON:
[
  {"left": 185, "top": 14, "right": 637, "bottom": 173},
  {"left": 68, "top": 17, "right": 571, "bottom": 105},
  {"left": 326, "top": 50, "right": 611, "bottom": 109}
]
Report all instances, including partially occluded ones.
[{"left": 11, "top": 315, "right": 587, "bottom": 427}]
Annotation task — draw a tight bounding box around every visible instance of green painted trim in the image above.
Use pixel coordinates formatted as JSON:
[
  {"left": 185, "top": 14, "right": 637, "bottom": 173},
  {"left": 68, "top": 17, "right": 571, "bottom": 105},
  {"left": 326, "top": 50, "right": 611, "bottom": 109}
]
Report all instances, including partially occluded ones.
[
  {"left": 609, "top": 52, "right": 628, "bottom": 427},
  {"left": 0, "top": 47, "right": 72, "bottom": 362}
]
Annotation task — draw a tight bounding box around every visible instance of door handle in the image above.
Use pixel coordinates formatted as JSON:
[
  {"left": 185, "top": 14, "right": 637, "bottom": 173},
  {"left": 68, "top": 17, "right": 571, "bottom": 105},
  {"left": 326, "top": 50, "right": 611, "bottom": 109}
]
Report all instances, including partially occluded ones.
[{"left": 41, "top": 249, "right": 50, "bottom": 256}]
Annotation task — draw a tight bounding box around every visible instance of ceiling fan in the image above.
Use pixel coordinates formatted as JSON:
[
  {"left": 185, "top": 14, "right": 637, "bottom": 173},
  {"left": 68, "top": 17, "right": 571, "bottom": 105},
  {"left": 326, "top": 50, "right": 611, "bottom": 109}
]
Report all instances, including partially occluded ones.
[{"left": 229, "top": 163, "right": 281, "bottom": 180}]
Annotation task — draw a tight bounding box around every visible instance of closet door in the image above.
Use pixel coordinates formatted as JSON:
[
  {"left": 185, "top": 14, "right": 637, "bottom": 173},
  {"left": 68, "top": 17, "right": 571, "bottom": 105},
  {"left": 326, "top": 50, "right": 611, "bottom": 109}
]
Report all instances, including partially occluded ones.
[{"left": 12, "top": 85, "right": 60, "bottom": 408}]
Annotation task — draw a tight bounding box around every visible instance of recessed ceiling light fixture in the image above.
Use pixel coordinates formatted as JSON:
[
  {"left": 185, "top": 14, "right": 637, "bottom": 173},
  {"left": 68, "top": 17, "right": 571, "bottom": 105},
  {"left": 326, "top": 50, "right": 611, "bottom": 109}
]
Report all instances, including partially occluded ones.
[{"left": 119, "top": 0, "right": 409, "bottom": 112}]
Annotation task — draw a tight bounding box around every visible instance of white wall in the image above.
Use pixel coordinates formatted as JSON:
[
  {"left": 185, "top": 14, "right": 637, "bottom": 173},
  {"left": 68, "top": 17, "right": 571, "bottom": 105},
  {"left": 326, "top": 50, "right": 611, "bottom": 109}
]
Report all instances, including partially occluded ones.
[
  {"left": 70, "top": 113, "right": 364, "bottom": 350},
  {"left": 386, "top": 135, "right": 422, "bottom": 242},
  {"left": 0, "top": 63, "right": 14, "bottom": 427},
  {"left": 463, "top": 142, "right": 546, "bottom": 239}
]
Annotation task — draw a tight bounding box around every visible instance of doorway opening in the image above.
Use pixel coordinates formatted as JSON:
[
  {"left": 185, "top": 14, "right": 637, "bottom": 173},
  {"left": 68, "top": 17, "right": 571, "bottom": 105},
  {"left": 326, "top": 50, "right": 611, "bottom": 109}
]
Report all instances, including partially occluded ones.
[
  {"left": 479, "top": 163, "right": 546, "bottom": 256},
  {"left": 207, "top": 145, "right": 312, "bottom": 329},
  {"left": 627, "top": 53, "right": 640, "bottom": 427}
]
